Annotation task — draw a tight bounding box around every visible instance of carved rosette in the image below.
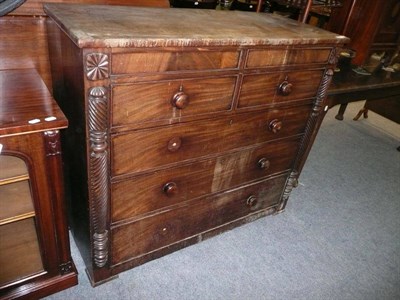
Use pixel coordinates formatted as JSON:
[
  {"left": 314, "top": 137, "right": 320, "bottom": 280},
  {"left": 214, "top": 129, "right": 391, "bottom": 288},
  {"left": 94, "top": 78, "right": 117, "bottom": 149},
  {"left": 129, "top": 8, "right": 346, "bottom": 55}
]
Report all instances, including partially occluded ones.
[
  {"left": 86, "top": 53, "right": 109, "bottom": 81},
  {"left": 88, "top": 86, "right": 109, "bottom": 268},
  {"left": 278, "top": 171, "right": 299, "bottom": 211},
  {"left": 44, "top": 130, "right": 61, "bottom": 156}
]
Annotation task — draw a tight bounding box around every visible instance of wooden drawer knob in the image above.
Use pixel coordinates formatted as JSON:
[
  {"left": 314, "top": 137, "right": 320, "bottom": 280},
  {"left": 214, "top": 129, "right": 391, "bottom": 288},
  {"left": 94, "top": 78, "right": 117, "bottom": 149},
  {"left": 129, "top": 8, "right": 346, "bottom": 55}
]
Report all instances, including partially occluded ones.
[
  {"left": 167, "top": 137, "right": 182, "bottom": 152},
  {"left": 246, "top": 195, "right": 258, "bottom": 207},
  {"left": 163, "top": 182, "right": 178, "bottom": 197},
  {"left": 171, "top": 90, "right": 189, "bottom": 109},
  {"left": 268, "top": 119, "right": 282, "bottom": 134},
  {"left": 257, "top": 158, "right": 270, "bottom": 170},
  {"left": 278, "top": 80, "right": 293, "bottom": 96}
]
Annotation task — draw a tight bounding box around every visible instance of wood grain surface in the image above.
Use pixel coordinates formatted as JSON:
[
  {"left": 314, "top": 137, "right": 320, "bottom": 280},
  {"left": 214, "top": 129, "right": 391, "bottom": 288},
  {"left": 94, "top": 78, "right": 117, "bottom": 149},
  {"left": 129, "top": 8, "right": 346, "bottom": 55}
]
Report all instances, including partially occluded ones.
[{"left": 44, "top": 3, "right": 349, "bottom": 48}]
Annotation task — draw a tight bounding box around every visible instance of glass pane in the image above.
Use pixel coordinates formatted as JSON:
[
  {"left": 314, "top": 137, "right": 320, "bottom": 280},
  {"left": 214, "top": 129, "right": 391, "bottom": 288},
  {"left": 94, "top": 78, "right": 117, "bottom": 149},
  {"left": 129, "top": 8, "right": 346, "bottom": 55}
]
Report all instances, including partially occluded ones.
[
  {"left": 0, "top": 155, "right": 28, "bottom": 181},
  {"left": 0, "top": 181, "right": 35, "bottom": 224},
  {"left": 0, "top": 218, "right": 44, "bottom": 285},
  {"left": 0, "top": 155, "right": 44, "bottom": 286}
]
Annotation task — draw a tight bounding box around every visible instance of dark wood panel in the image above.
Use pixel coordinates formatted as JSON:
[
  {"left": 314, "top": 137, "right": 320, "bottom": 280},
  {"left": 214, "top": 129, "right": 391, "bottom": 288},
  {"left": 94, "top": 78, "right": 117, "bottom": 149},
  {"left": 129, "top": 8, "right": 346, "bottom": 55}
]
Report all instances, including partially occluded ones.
[
  {"left": 111, "top": 137, "right": 300, "bottom": 222},
  {"left": 111, "top": 105, "right": 311, "bottom": 176},
  {"left": 327, "top": 68, "right": 400, "bottom": 121},
  {"left": 111, "top": 174, "right": 287, "bottom": 264},
  {"left": 365, "top": 96, "right": 400, "bottom": 124}
]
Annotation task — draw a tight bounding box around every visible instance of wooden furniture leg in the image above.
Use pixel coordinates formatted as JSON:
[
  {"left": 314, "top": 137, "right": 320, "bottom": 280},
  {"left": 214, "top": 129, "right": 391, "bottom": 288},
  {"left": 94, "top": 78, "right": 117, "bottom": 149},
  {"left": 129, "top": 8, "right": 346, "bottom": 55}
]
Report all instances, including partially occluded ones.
[
  {"left": 335, "top": 103, "right": 348, "bottom": 120},
  {"left": 353, "top": 108, "right": 369, "bottom": 120}
]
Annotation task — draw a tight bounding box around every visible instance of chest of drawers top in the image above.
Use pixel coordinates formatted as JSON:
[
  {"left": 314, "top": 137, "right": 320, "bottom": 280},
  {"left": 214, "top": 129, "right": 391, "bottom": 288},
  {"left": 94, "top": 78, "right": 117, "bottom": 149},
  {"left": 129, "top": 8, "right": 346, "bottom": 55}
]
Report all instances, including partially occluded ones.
[{"left": 44, "top": 3, "right": 347, "bottom": 49}]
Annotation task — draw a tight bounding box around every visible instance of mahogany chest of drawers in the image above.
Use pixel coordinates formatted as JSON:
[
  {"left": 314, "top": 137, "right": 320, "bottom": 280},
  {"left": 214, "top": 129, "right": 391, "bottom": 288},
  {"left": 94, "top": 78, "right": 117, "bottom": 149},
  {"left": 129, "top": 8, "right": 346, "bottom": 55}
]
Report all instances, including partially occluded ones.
[{"left": 45, "top": 3, "right": 347, "bottom": 285}]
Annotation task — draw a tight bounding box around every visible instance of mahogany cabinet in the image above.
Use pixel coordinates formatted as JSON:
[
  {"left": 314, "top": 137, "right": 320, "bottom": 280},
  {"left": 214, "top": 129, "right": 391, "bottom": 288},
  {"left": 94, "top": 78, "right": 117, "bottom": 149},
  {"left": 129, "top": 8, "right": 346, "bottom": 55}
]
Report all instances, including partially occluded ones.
[
  {"left": 0, "top": 69, "right": 77, "bottom": 299},
  {"left": 327, "top": 0, "right": 400, "bottom": 66},
  {"left": 45, "top": 3, "right": 347, "bottom": 285}
]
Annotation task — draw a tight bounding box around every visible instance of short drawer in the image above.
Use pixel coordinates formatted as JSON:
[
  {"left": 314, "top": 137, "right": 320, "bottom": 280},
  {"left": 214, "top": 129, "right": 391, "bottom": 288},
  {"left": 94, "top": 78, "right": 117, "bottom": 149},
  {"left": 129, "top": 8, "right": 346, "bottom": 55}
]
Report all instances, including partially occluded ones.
[
  {"left": 246, "top": 48, "right": 331, "bottom": 68},
  {"left": 111, "top": 137, "right": 301, "bottom": 222},
  {"left": 112, "top": 50, "right": 240, "bottom": 74},
  {"left": 111, "top": 174, "right": 287, "bottom": 265},
  {"left": 111, "top": 104, "right": 311, "bottom": 176},
  {"left": 112, "top": 76, "right": 236, "bottom": 127},
  {"left": 238, "top": 69, "right": 324, "bottom": 108}
]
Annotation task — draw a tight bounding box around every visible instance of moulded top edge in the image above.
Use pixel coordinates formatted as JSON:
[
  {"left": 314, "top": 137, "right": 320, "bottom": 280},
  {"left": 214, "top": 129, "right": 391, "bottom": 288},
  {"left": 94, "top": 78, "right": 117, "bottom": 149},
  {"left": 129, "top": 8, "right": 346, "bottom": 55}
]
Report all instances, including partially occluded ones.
[{"left": 44, "top": 3, "right": 349, "bottom": 49}]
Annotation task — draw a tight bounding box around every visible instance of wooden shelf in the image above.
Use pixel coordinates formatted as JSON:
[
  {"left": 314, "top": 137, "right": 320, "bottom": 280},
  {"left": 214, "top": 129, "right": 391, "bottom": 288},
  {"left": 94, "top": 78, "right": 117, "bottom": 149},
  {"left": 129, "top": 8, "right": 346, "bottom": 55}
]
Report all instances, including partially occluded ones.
[
  {"left": 0, "top": 174, "right": 30, "bottom": 186},
  {"left": 0, "top": 212, "right": 36, "bottom": 226},
  {"left": 0, "top": 180, "right": 35, "bottom": 224}
]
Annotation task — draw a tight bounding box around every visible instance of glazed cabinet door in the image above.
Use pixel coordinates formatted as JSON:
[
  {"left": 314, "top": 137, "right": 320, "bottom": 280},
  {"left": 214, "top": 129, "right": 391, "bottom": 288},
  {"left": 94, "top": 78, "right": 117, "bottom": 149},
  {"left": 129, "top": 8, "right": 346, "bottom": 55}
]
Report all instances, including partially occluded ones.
[
  {"left": 0, "top": 132, "right": 77, "bottom": 299},
  {"left": 0, "top": 155, "right": 44, "bottom": 286}
]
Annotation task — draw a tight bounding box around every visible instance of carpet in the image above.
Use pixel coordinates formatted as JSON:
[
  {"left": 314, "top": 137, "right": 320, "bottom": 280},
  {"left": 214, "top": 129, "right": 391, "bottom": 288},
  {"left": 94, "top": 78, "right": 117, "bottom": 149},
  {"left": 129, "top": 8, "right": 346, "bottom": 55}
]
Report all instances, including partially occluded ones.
[{"left": 45, "top": 102, "right": 400, "bottom": 300}]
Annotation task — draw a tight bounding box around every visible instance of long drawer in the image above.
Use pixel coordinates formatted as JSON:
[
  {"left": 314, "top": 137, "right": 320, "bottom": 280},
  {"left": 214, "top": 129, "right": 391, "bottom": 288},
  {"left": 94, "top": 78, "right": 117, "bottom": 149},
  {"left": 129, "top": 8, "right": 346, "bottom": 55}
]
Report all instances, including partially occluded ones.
[
  {"left": 111, "top": 173, "right": 288, "bottom": 265},
  {"left": 111, "top": 76, "right": 237, "bottom": 127},
  {"left": 111, "top": 137, "right": 301, "bottom": 222},
  {"left": 111, "top": 104, "right": 311, "bottom": 176}
]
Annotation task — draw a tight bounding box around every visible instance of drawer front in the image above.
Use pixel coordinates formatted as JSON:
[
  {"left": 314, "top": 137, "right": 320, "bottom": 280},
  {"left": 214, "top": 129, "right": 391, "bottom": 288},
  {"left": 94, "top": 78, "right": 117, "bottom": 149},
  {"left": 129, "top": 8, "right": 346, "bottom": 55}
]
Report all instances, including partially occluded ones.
[
  {"left": 111, "top": 137, "right": 301, "bottom": 222},
  {"left": 238, "top": 69, "right": 324, "bottom": 108},
  {"left": 111, "top": 104, "right": 311, "bottom": 176},
  {"left": 246, "top": 48, "right": 331, "bottom": 68},
  {"left": 112, "top": 50, "right": 240, "bottom": 74},
  {"left": 112, "top": 76, "right": 236, "bottom": 127},
  {"left": 111, "top": 174, "right": 287, "bottom": 264}
]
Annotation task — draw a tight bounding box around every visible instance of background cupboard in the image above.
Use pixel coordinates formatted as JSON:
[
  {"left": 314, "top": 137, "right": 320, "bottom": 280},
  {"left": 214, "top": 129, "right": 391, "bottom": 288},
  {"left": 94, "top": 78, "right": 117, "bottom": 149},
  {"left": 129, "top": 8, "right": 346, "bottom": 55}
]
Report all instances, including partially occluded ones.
[{"left": 0, "top": 69, "right": 77, "bottom": 299}]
